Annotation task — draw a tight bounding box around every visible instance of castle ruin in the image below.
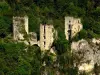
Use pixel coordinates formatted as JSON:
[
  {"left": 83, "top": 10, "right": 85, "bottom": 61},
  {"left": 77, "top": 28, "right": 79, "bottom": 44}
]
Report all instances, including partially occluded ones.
[
  {"left": 13, "top": 16, "right": 28, "bottom": 40},
  {"left": 65, "top": 17, "right": 83, "bottom": 40},
  {"left": 13, "top": 16, "right": 38, "bottom": 46},
  {"left": 40, "top": 24, "right": 55, "bottom": 51},
  {"left": 13, "top": 16, "right": 56, "bottom": 50},
  {"left": 13, "top": 16, "right": 83, "bottom": 51}
]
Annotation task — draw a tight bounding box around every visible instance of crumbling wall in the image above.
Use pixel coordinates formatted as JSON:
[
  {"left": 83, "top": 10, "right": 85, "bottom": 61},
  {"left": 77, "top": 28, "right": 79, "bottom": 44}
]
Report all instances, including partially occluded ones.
[
  {"left": 65, "top": 17, "right": 83, "bottom": 40},
  {"left": 13, "top": 16, "right": 28, "bottom": 40},
  {"left": 28, "top": 32, "right": 37, "bottom": 45},
  {"left": 13, "top": 16, "right": 38, "bottom": 46},
  {"left": 40, "top": 24, "right": 55, "bottom": 51}
]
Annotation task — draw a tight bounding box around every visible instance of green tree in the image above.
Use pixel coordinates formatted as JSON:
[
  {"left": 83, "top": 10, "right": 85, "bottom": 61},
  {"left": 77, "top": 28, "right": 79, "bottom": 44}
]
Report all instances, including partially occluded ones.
[
  {"left": 0, "top": 1, "right": 11, "bottom": 15},
  {"left": 0, "top": 16, "right": 11, "bottom": 38}
]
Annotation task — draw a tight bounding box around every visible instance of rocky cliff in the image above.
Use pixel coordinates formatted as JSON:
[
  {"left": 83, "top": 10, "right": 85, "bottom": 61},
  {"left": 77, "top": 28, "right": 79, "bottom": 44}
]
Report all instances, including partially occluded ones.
[{"left": 72, "top": 39, "right": 100, "bottom": 74}]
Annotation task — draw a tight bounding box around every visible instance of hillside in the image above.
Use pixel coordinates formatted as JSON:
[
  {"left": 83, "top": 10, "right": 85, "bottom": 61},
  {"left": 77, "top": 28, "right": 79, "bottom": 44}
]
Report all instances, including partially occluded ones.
[{"left": 0, "top": 0, "right": 100, "bottom": 75}]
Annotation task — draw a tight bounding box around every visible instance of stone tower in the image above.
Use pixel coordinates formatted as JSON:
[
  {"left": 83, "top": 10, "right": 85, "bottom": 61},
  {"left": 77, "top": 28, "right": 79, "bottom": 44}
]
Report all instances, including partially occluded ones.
[
  {"left": 65, "top": 17, "right": 83, "bottom": 40},
  {"left": 40, "top": 24, "right": 55, "bottom": 50},
  {"left": 13, "top": 16, "right": 28, "bottom": 40}
]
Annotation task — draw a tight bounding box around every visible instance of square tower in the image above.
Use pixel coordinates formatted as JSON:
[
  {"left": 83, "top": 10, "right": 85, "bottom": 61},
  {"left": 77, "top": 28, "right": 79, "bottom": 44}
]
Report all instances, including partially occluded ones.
[
  {"left": 40, "top": 24, "right": 55, "bottom": 50},
  {"left": 65, "top": 17, "right": 83, "bottom": 40},
  {"left": 13, "top": 16, "right": 28, "bottom": 40}
]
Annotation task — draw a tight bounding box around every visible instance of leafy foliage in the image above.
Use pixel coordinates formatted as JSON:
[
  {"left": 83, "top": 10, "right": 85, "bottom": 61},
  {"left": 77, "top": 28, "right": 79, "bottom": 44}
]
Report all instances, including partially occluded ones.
[
  {"left": 0, "top": 40, "right": 41, "bottom": 75},
  {"left": 0, "top": 0, "right": 100, "bottom": 74}
]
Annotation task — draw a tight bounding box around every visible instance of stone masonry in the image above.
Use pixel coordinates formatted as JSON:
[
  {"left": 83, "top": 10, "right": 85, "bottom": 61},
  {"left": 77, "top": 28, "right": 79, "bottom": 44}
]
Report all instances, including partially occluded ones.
[
  {"left": 40, "top": 24, "right": 55, "bottom": 50},
  {"left": 13, "top": 16, "right": 28, "bottom": 40},
  {"left": 65, "top": 17, "right": 83, "bottom": 40}
]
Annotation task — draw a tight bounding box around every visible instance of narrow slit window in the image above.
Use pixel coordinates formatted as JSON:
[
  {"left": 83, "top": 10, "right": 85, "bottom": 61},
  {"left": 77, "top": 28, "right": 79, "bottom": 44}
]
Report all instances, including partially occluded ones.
[{"left": 44, "top": 41, "right": 46, "bottom": 47}]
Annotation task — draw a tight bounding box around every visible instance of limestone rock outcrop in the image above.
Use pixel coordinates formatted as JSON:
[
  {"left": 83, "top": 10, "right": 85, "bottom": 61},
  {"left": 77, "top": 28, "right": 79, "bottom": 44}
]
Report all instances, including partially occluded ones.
[
  {"left": 72, "top": 39, "right": 100, "bottom": 74},
  {"left": 92, "top": 38, "right": 100, "bottom": 44}
]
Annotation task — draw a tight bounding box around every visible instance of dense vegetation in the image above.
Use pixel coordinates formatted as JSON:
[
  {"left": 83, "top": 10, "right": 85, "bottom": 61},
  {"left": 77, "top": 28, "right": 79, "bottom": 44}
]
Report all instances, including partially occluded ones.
[
  {"left": 0, "top": 39, "right": 41, "bottom": 75},
  {"left": 0, "top": 0, "right": 100, "bottom": 75},
  {"left": 0, "top": 0, "right": 100, "bottom": 39}
]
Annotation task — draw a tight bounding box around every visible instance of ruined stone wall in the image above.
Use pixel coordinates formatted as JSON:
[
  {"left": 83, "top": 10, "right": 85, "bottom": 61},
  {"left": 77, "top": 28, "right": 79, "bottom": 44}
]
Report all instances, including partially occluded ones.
[
  {"left": 40, "top": 24, "right": 54, "bottom": 50},
  {"left": 13, "top": 16, "right": 28, "bottom": 40},
  {"left": 65, "top": 17, "right": 83, "bottom": 40},
  {"left": 24, "top": 16, "right": 28, "bottom": 34},
  {"left": 28, "top": 32, "right": 37, "bottom": 45}
]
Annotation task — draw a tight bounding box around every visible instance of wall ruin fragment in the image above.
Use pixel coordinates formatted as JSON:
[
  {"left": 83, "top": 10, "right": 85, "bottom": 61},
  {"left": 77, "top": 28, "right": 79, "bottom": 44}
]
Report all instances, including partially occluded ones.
[
  {"left": 65, "top": 17, "right": 83, "bottom": 40},
  {"left": 40, "top": 24, "right": 55, "bottom": 50},
  {"left": 13, "top": 16, "right": 28, "bottom": 40}
]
